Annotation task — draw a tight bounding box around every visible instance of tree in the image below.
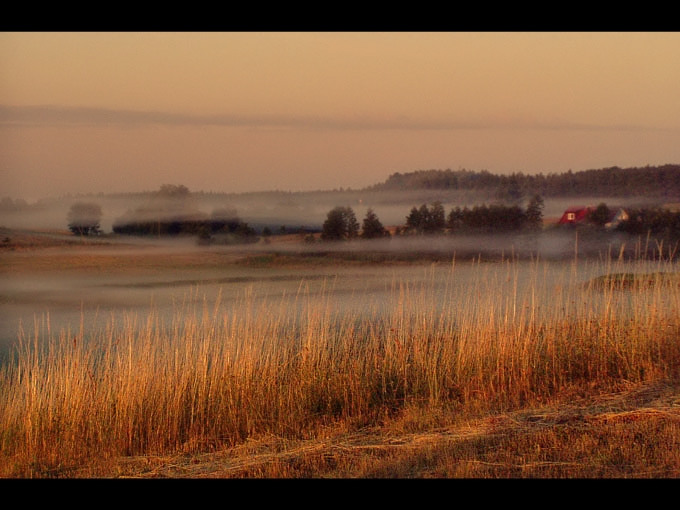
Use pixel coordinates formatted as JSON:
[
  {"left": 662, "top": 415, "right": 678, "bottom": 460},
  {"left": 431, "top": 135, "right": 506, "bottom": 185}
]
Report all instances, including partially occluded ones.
[
  {"left": 67, "top": 202, "right": 102, "bottom": 236},
  {"left": 502, "top": 174, "right": 525, "bottom": 204},
  {"left": 525, "top": 194, "right": 545, "bottom": 230},
  {"left": 361, "top": 208, "right": 389, "bottom": 239},
  {"left": 417, "top": 204, "right": 431, "bottom": 232},
  {"left": 210, "top": 207, "right": 240, "bottom": 233},
  {"left": 157, "top": 184, "right": 190, "bottom": 199},
  {"left": 426, "top": 201, "right": 446, "bottom": 234},
  {"left": 405, "top": 206, "right": 422, "bottom": 234},
  {"left": 447, "top": 207, "right": 464, "bottom": 233},
  {"left": 589, "top": 202, "right": 611, "bottom": 228},
  {"left": 322, "top": 208, "right": 345, "bottom": 241},
  {"left": 405, "top": 202, "right": 446, "bottom": 235},
  {"left": 346, "top": 208, "right": 360, "bottom": 239},
  {"left": 321, "top": 206, "right": 359, "bottom": 241}
]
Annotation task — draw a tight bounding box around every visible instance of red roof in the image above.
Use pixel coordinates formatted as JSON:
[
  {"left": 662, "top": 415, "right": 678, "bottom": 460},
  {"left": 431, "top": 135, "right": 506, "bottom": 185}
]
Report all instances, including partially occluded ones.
[{"left": 558, "top": 206, "right": 592, "bottom": 224}]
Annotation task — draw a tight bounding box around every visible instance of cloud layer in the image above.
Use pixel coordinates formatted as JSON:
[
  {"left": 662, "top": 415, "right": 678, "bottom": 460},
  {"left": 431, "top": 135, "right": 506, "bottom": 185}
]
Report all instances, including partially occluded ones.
[{"left": 1, "top": 104, "right": 662, "bottom": 133}]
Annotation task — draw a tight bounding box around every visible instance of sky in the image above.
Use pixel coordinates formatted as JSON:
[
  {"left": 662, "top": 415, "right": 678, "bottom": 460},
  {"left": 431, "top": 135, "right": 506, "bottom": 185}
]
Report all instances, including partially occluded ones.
[{"left": 1, "top": 31, "right": 679, "bottom": 201}]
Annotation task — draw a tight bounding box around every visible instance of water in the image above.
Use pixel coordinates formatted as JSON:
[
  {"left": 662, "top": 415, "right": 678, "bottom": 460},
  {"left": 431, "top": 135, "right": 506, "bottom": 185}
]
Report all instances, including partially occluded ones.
[
  {"left": 2, "top": 244, "right": 677, "bottom": 362},
  {"left": 0, "top": 252, "right": 447, "bottom": 357}
]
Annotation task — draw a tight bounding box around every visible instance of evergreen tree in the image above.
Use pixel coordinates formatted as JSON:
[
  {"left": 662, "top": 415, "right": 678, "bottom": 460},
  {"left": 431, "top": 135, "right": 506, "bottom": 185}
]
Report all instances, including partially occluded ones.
[
  {"left": 361, "top": 208, "right": 389, "bottom": 239},
  {"left": 525, "top": 194, "right": 545, "bottom": 230},
  {"left": 405, "top": 206, "right": 422, "bottom": 234},
  {"left": 345, "top": 207, "right": 360, "bottom": 239},
  {"left": 417, "top": 204, "right": 431, "bottom": 232},
  {"left": 426, "top": 201, "right": 446, "bottom": 234},
  {"left": 447, "top": 207, "right": 464, "bottom": 233},
  {"left": 405, "top": 202, "right": 448, "bottom": 235}
]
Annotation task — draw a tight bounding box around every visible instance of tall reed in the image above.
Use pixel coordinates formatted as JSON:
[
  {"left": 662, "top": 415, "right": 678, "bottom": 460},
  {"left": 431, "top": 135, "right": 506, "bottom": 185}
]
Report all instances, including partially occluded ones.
[{"left": 1, "top": 257, "right": 679, "bottom": 476}]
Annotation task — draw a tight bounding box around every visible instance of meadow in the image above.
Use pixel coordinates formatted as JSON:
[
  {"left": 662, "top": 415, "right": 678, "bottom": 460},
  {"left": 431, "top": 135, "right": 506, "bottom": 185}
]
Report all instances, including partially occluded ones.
[{"left": 1, "top": 229, "right": 679, "bottom": 477}]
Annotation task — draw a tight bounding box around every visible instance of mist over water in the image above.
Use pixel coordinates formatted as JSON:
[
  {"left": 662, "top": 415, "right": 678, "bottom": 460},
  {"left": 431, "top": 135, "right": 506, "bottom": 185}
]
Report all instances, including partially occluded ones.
[
  {"left": 3, "top": 236, "right": 675, "bottom": 364},
  {"left": 0, "top": 258, "right": 436, "bottom": 356}
]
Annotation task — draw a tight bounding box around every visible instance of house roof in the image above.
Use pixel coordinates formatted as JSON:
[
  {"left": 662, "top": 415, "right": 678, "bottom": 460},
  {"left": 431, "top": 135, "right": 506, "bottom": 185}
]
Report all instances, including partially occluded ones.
[{"left": 558, "top": 206, "right": 593, "bottom": 224}]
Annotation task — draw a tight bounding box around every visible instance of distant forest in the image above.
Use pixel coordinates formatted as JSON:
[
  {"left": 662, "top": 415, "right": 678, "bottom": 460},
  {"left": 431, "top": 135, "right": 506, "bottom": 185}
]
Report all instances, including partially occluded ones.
[{"left": 367, "top": 165, "right": 680, "bottom": 198}]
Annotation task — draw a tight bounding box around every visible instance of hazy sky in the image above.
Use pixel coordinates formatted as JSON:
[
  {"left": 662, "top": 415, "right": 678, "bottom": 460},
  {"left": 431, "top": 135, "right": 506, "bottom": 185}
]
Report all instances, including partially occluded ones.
[{"left": 2, "top": 32, "right": 679, "bottom": 201}]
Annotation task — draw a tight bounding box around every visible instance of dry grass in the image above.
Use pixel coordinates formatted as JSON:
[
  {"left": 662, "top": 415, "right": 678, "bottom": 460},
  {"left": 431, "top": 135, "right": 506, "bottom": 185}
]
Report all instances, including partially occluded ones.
[
  {"left": 0, "top": 228, "right": 113, "bottom": 252},
  {"left": 105, "top": 380, "right": 680, "bottom": 479},
  {"left": 1, "top": 251, "right": 679, "bottom": 478},
  {"left": 21, "top": 381, "right": 680, "bottom": 478}
]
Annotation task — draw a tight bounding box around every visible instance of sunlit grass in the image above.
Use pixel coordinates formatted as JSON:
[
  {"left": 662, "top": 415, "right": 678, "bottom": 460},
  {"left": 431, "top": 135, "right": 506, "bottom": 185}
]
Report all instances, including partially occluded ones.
[{"left": 1, "top": 256, "right": 679, "bottom": 477}]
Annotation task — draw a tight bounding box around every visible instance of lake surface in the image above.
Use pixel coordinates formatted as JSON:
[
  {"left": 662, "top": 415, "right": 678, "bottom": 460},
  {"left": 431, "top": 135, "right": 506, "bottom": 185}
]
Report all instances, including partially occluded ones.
[
  {"left": 2, "top": 243, "right": 677, "bottom": 361},
  {"left": 0, "top": 257, "right": 458, "bottom": 354}
]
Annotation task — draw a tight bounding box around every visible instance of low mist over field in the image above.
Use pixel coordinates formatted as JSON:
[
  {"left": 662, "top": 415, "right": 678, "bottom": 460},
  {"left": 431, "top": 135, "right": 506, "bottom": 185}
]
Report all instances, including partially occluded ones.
[
  {"left": 0, "top": 191, "right": 646, "bottom": 232},
  {"left": 1, "top": 166, "right": 677, "bottom": 233}
]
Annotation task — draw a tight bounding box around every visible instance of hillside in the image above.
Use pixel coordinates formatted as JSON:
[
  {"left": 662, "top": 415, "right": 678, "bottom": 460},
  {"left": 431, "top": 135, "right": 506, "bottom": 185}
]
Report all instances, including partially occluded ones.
[{"left": 368, "top": 165, "right": 680, "bottom": 198}]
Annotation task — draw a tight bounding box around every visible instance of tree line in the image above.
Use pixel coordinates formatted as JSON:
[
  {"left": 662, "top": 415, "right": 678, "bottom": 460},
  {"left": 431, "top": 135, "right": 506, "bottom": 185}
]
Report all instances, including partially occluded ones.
[
  {"left": 368, "top": 165, "right": 680, "bottom": 198},
  {"left": 399, "top": 195, "right": 544, "bottom": 236},
  {"left": 616, "top": 207, "right": 680, "bottom": 241},
  {"left": 110, "top": 211, "right": 257, "bottom": 242},
  {"left": 553, "top": 201, "right": 680, "bottom": 244},
  {"left": 320, "top": 206, "right": 389, "bottom": 241},
  {"left": 320, "top": 197, "right": 680, "bottom": 244},
  {"left": 66, "top": 185, "right": 258, "bottom": 244},
  {"left": 65, "top": 183, "right": 679, "bottom": 252},
  {"left": 320, "top": 195, "right": 545, "bottom": 241}
]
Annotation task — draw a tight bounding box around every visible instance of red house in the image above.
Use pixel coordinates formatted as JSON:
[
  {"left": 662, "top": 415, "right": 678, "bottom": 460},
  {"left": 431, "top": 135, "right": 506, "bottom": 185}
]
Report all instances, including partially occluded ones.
[{"left": 558, "top": 206, "right": 593, "bottom": 225}]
